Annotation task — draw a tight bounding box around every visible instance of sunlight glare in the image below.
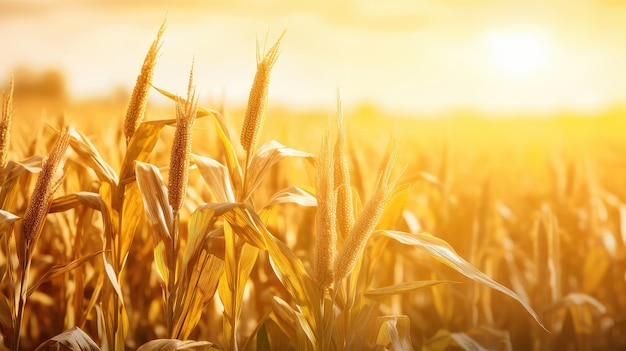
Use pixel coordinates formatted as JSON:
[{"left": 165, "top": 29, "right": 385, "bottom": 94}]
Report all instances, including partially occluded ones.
[{"left": 485, "top": 30, "right": 551, "bottom": 77}]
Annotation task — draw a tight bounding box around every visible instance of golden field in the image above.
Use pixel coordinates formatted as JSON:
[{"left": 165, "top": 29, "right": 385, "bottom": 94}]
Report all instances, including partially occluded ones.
[{"left": 1, "top": 26, "right": 625, "bottom": 351}]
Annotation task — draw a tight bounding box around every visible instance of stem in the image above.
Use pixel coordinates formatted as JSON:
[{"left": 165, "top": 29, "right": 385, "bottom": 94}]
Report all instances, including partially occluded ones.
[
  {"left": 111, "top": 204, "right": 124, "bottom": 350},
  {"left": 167, "top": 211, "right": 180, "bottom": 337},
  {"left": 241, "top": 152, "right": 251, "bottom": 201},
  {"left": 14, "top": 242, "right": 32, "bottom": 351},
  {"left": 231, "top": 287, "right": 238, "bottom": 351}
]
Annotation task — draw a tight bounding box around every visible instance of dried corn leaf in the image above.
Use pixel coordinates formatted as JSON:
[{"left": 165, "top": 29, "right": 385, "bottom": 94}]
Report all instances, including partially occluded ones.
[
  {"left": 185, "top": 202, "right": 238, "bottom": 265},
  {"left": 136, "top": 339, "right": 217, "bottom": 351},
  {"left": 192, "top": 154, "right": 235, "bottom": 203},
  {"left": 270, "top": 296, "right": 316, "bottom": 351},
  {"left": 134, "top": 163, "right": 172, "bottom": 282},
  {"left": 102, "top": 252, "right": 125, "bottom": 305},
  {"left": 27, "top": 250, "right": 102, "bottom": 297},
  {"left": 49, "top": 192, "right": 102, "bottom": 213},
  {"left": 379, "top": 230, "right": 547, "bottom": 331},
  {"left": 0, "top": 209, "right": 19, "bottom": 225},
  {"left": 120, "top": 119, "right": 175, "bottom": 186},
  {"left": 152, "top": 86, "right": 217, "bottom": 121},
  {"left": 377, "top": 183, "right": 414, "bottom": 230},
  {"left": 33, "top": 327, "right": 100, "bottom": 351},
  {"left": 136, "top": 161, "right": 173, "bottom": 239},
  {"left": 225, "top": 206, "right": 319, "bottom": 307},
  {"left": 423, "top": 329, "right": 490, "bottom": 351},
  {"left": 365, "top": 280, "right": 457, "bottom": 297},
  {"left": 0, "top": 294, "right": 11, "bottom": 331},
  {"left": 245, "top": 140, "right": 313, "bottom": 198},
  {"left": 209, "top": 114, "right": 243, "bottom": 197},
  {"left": 375, "top": 315, "right": 412, "bottom": 351},
  {"left": 154, "top": 240, "right": 169, "bottom": 284},
  {"left": 342, "top": 303, "right": 380, "bottom": 350},
  {"left": 172, "top": 253, "right": 223, "bottom": 339},
  {"left": 261, "top": 185, "right": 317, "bottom": 209},
  {"left": 545, "top": 292, "right": 607, "bottom": 314},
  {"left": 0, "top": 156, "right": 44, "bottom": 208},
  {"left": 101, "top": 268, "right": 130, "bottom": 350},
  {"left": 69, "top": 128, "right": 118, "bottom": 185},
  {"left": 1, "top": 155, "right": 44, "bottom": 184},
  {"left": 269, "top": 297, "right": 297, "bottom": 343},
  {"left": 219, "top": 220, "right": 260, "bottom": 349},
  {"left": 218, "top": 221, "right": 237, "bottom": 349},
  {"left": 222, "top": 204, "right": 267, "bottom": 249},
  {"left": 119, "top": 182, "right": 143, "bottom": 266}
]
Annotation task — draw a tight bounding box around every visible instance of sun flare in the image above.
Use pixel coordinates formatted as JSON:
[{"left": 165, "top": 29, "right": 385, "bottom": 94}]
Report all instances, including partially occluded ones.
[{"left": 485, "top": 29, "right": 551, "bottom": 77}]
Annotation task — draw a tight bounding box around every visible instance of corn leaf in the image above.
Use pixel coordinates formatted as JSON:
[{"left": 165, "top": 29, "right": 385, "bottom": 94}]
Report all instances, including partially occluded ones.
[
  {"left": 135, "top": 161, "right": 173, "bottom": 283},
  {"left": 49, "top": 192, "right": 101, "bottom": 213},
  {"left": 210, "top": 114, "right": 243, "bottom": 197},
  {"left": 27, "top": 250, "right": 103, "bottom": 297},
  {"left": 379, "top": 230, "right": 547, "bottom": 331},
  {"left": 136, "top": 339, "right": 217, "bottom": 351},
  {"left": 185, "top": 202, "right": 238, "bottom": 265},
  {"left": 0, "top": 156, "right": 44, "bottom": 208},
  {"left": 0, "top": 209, "right": 19, "bottom": 225},
  {"left": 245, "top": 140, "right": 313, "bottom": 198},
  {"left": 343, "top": 302, "right": 380, "bottom": 351},
  {"left": 261, "top": 185, "right": 317, "bottom": 209},
  {"left": 33, "top": 327, "right": 101, "bottom": 351},
  {"left": 173, "top": 253, "right": 223, "bottom": 339},
  {"left": 219, "top": 220, "right": 259, "bottom": 350},
  {"left": 119, "top": 119, "right": 175, "bottom": 186},
  {"left": 224, "top": 206, "right": 321, "bottom": 342},
  {"left": 270, "top": 297, "right": 315, "bottom": 351},
  {"left": 365, "top": 280, "right": 458, "bottom": 297},
  {"left": 219, "top": 220, "right": 237, "bottom": 350},
  {"left": 102, "top": 252, "right": 125, "bottom": 304},
  {"left": 192, "top": 154, "right": 235, "bottom": 203},
  {"left": 119, "top": 182, "right": 143, "bottom": 267},
  {"left": 375, "top": 315, "right": 412, "bottom": 351},
  {"left": 135, "top": 161, "right": 173, "bottom": 239},
  {"left": 423, "top": 329, "right": 490, "bottom": 351},
  {"left": 545, "top": 292, "right": 607, "bottom": 314},
  {"left": 69, "top": 128, "right": 118, "bottom": 185},
  {"left": 98, "top": 182, "right": 118, "bottom": 241},
  {"left": 154, "top": 241, "right": 169, "bottom": 284},
  {"left": 0, "top": 295, "right": 12, "bottom": 332},
  {"left": 222, "top": 204, "right": 267, "bottom": 249},
  {"left": 1, "top": 155, "right": 44, "bottom": 184},
  {"left": 152, "top": 86, "right": 218, "bottom": 121},
  {"left": 224, "top": 206, "right": 319, "bottom": 308}
]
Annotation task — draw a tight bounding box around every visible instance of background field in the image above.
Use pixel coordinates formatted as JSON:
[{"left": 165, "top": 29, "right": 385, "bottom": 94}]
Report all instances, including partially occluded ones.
[
  {"left": 2, "top": 1, "right": 626, "bottom": 349},
  {"left": 2, "top": 80, "right": 625, "bottom": 349}
]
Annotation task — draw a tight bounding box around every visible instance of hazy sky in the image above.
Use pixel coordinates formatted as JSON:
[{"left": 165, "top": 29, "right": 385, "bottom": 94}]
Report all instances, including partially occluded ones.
[{"left": 2, "top": 0, "right": 626, "bottom": 114}]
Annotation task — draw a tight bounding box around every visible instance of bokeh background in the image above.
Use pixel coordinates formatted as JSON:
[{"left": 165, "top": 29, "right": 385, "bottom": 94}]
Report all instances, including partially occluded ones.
[{"left": 3, "top": 0, "right": 626, "bottom": 115}]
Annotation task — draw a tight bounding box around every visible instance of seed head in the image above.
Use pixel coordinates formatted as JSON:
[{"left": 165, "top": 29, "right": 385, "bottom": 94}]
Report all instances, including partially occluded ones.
[
  {"left": 333, "top": 92, "right": 354, "bottom": 240},
  {"left": 22, "top": 126, "right": 70, "bottom": 241},
  {"left": 168, "top": 66, "right": 197, "bottom": 214},
  {"left": 124, "top": 20, "right": 165, "bottom": 144},
  {"left": 314, "top": 134, "right": 337, "bottom": 287},
  {"left": 1, "top": 74, "right": 14, "bottom": 181},
  {"left": 240, "top": 31, "right": 285, "bottom": 155},
  {"left": 334, "top": 141, "right": 398, "bottom": 281}
]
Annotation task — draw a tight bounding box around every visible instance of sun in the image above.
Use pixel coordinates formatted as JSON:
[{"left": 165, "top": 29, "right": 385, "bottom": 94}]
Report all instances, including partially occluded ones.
[{"left": 484, "top": 29, "right": 551, "bottom": 77}]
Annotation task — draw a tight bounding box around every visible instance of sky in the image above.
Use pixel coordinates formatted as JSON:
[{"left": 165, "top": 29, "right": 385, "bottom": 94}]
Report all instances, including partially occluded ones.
[{"left": 1, "top": 0, "right": 626, "bottom": 115}]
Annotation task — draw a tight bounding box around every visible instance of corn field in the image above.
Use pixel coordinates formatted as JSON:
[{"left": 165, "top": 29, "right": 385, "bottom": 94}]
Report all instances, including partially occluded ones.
[{"left": 0, "top": 23, "right": 625, "bottom": 351}]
